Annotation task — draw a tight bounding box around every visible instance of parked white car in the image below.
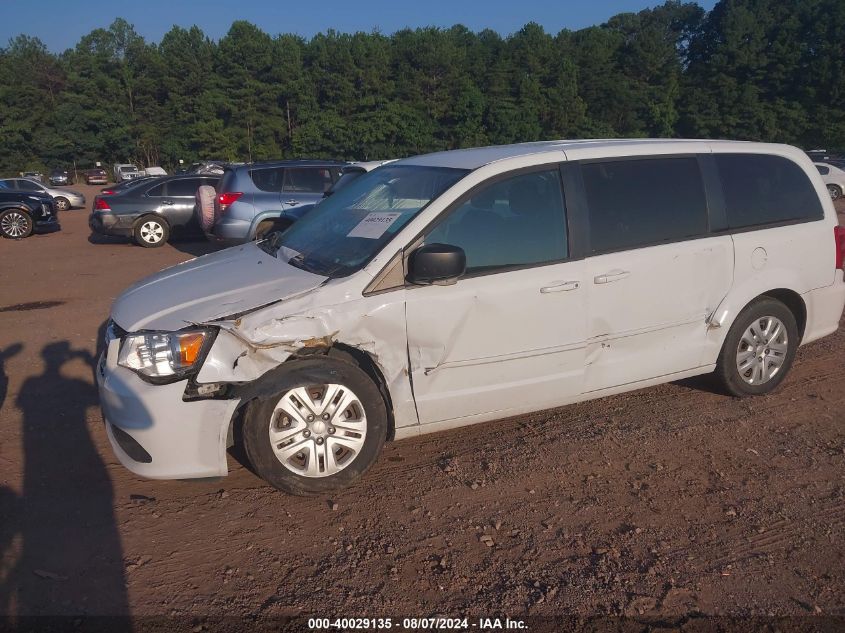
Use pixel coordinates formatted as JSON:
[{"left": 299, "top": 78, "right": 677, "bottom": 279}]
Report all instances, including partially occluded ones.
[
  {"left": 815, "top": 162, "right": 845, "bottom": 200},
  {"left": 97, "top": 139, "right": 845, "bottom": 494},
  {"left": 113, "top": 163, "right": 143, "bottom": 182},
  {"left": 143, "top": 166, "right": 168, "bottom": 177}
]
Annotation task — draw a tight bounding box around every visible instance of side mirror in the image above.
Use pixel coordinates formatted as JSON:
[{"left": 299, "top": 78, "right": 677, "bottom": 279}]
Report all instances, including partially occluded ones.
[{"left": 407, "top": 243, "right": 466, "bottom": 285}]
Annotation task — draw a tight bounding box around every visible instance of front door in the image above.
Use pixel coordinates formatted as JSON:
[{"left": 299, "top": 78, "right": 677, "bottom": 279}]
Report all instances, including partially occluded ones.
[{"left": 405, "top": 167, "right": 587, "bottom": 425}]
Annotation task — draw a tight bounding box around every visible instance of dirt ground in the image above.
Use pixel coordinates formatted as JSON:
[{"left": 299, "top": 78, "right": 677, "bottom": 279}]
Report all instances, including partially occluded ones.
[{"left": 0, "top": 185, "right": 844, "bottom": 627}]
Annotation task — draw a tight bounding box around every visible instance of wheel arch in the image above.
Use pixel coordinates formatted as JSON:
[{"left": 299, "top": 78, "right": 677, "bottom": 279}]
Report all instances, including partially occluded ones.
[
  {"left": 759, "top": 288, "right": 807, "bottom": 341},
  {"left": 247, "top": 210, "right": 288, "bottom": 240},
  {"left": 0, "top": 204, "right": 32, "bottom": 216},
  {"left": 132, "top": 212, "right": 171, "bottom": 231},
  {"left": 227, "top": 343, "right": 397, "bottom": 450}
]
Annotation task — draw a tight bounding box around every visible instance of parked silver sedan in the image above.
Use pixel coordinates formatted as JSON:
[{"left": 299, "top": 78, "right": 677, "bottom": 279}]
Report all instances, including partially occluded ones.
[{"left": 0, "top": 177, "right": 86, "bottom": 211}]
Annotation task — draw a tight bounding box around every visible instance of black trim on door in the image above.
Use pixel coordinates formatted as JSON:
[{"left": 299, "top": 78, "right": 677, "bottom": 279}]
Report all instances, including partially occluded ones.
[
  {"left": 698, "top": 153, "right": 728, "bottom": 233},
  {"left": 560, "top": 162, "right": 589, "bottom": 262}
]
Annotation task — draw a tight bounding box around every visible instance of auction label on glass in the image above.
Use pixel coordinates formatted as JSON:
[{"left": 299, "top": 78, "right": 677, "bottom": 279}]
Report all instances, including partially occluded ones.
[{"left": 347, "top": 212, "right": 402, "bottom": 239}]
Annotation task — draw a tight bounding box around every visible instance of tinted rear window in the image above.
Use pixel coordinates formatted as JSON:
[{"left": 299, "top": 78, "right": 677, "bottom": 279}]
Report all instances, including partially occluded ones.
[
  {"left": 284, "top": 167, "right": 334, "bottom": 193},
  {"left": 583, "top": 157, "right": 708, "bottom": 253},
  {"left": 167, "top": 178, "right": 203, "bottom": 196},
  {"left": 816, "top": 165, "right": 830, "bottom": 176},
  {"left": 716, "top": 154, "right": 823, "bottom": 229},
  {"left": 250, "top": 167, "right": 285, "bottom": 192}
]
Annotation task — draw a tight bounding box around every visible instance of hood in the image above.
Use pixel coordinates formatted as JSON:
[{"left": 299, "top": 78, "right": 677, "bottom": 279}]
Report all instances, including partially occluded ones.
[{"left": 111, "top": 243, "right": 328, "bottom": 332}]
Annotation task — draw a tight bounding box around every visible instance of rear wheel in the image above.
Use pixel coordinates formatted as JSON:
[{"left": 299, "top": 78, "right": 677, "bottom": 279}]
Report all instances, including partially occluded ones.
[
  {"left": 54, "top": 197, "right": 70, "bottom": 211},
  {"left": 828, "top": 184, "right": 842, "bottom": 200},
  {"left": 254, "top": 218, "right": 292, "bottom": 240},
  {"left": 133, "top": 215, "right": 170, "bottom": 248},
  {"left": 714, "top": 298, "right": 798, "bottom": 396},
  {"left": 0, "top": 209, "right": 33, "bottom": 239},
  {"left": 242, "top": 357, "right": 387, "bottom": 495}
]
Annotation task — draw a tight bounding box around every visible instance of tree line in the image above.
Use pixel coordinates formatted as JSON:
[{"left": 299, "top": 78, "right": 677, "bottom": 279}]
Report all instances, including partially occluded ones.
[{"left": 0, "top": 0, "right": 843, "bottom": 174}]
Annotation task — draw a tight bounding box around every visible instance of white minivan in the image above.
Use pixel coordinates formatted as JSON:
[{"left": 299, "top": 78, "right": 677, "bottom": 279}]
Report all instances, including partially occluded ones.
[{"left": 97, "top": 139, "right": 845, "bottom": 494}]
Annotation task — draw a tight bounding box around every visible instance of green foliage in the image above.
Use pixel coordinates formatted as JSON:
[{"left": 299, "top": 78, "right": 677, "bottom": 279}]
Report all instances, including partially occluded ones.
[{"left": 0, "top": 1, "right": 843, "bottom": 174}]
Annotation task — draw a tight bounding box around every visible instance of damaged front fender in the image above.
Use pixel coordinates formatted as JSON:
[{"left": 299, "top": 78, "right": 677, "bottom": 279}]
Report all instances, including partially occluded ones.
[{"left": 195, "top": 285, "right": 419, "bottom": 430}]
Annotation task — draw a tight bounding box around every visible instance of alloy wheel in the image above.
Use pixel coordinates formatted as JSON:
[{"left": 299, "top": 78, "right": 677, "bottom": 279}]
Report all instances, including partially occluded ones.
[
  {"left": 1, "top": 211, "right": 31, "bottom": 238},
  {"left": 139, "top": 221, "right": 164, "bottom": 244}
]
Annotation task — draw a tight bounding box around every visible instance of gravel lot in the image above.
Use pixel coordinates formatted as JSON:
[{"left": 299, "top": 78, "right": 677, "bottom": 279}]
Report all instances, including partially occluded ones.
[{"left": 0, "top": 184, "right": 844, "bottom": 624}]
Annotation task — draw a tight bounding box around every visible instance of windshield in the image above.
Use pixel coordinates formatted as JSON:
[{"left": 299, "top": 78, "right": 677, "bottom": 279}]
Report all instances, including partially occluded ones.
[{"left": 262, "top": 165, "right": 468, "bottom": 277}]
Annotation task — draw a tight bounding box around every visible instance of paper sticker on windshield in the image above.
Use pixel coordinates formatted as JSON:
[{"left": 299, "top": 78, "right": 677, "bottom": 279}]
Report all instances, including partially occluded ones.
[{"left": 347, "top": 212, "right": 402, "bottom": 239}]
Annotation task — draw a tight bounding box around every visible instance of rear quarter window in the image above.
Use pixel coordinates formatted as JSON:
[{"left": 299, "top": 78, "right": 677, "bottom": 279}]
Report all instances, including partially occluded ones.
[{"left": 715, "top": 154, "right": 824, "bottom": 229}]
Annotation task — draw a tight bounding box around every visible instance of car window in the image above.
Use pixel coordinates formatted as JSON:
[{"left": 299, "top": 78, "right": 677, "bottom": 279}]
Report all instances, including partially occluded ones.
[
  {"left": 817, "top": 165, "right": 830, "bottom": 176},
  {"left": 0, "top": 180, "right": 10, "bottom": 190},
  {"left": 583, "top": 157, "right": 707, "bottom": 254},
  {"left": 17, "top": 180, "right": 42, "bottom": 192},
  {"left": 284, "top": 168, "right": 334, "bottom": 194},
  {"left": 426, "top": 170, "right": 568, "bottom": 273},
  {"left": 146, "top": 183, "right": 165, "bottom": 197},
  {"left": 716, "top": 154, "right": 824, "bottom": 229},
  {"left": 167, "top": 178, "right": 203, "bottom": 197},
  {"left": 250, "top": 167, "right": 285, "bottom": 192}
]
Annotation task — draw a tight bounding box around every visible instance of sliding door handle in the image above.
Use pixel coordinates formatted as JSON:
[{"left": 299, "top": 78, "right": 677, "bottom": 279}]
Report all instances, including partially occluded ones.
[
  {"left": 594, "top": 270, "right": 630, "bottom": 284},
  {"left": 540, "top": 280, "right": 581, "bottom": 293}
]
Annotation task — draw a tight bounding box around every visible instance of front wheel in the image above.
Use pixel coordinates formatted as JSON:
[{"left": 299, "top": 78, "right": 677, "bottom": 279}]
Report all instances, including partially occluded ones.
[
  {"left": 134, "top": 215, "right": 170, "bottom": 248},
  {"left": 242, "top": 358, "right": 388, "bottom": 495},
  {"left": 54, "top": 197, "right": 70, "bottom": 211},
  {"left": 714, "top": 298, "right": 798, "bottom": 397},
  {"left": 828, "top": 184, "right": 842, "bottom": 201},
  {"left": 0, "top": 209, "right": 33, "bottom": 239}
]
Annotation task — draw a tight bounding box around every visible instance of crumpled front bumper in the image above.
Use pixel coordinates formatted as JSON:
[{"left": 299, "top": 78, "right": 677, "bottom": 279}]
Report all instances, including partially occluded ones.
[{"left": 96, "top": 345, "right": 241, "bottom": 480}]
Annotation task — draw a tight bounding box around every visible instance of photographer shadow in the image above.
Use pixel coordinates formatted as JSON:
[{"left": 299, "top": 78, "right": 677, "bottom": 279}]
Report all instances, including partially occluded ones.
[{"left": 0, "top": 341, "right": 129, "bottom": 623}]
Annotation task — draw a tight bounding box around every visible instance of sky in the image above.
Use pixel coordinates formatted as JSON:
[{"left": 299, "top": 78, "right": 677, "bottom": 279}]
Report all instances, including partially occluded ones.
[{"left": 3, "top": 0, "right": 718, "bottom": 53}]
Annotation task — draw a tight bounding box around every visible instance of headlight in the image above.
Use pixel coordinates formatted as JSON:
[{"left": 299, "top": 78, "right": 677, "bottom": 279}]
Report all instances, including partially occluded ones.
[{"left": 118, "top": 328, "right": 213, "bottom": 380}]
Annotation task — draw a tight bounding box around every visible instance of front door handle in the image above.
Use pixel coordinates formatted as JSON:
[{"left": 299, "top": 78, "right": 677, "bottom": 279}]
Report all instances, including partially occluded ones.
[
  {"left": 594, "top": 270, "right": 630, "bottom": 284},
  {"left": 540, "top": 280, "right": 581, "bottom": 293},
  {"left": 162, "top": 200, "right": 174, "bottom": 206},
  {"left": 285, "top": 199, "right": 299, "bottom": 206}
]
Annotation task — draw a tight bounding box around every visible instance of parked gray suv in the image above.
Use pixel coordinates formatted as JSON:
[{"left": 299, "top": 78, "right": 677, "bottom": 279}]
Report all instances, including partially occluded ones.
[{"left": 211, "top": 160, "right": 346, "bottom": 243}]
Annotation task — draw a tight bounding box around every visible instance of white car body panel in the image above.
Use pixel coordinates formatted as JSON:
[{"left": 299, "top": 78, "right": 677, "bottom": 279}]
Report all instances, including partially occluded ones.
[{"left": 583, "top": 236, "right": 734, "bottom": 392}]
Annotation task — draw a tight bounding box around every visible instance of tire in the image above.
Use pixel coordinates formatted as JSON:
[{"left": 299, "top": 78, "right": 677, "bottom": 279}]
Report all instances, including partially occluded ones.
[
  {"left": 0, "top": 208, "right": 33, "bottom": 239},
  {"left": 133, "top": 215, "right": 170, "bottom": 248},
  {"left": 828, "top": 184, "right": 842, "bottom": 201},
  {"left": 54, "top": 197, "right": 70, "bottom": 212},
  {"left": 714, "top": 298, "right": 799, "bottom": 397},
  {"left": 255, "top": 218, "right": 292, "bottom": 240},
  {"left": 196, "top": 185, "right": 217, "bottom": 232},
  {"left": 242, "top": 357, "right": 388, "bottom": 495}
]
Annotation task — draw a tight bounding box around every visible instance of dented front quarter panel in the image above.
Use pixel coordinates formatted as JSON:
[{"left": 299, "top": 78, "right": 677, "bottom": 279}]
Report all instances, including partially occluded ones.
[{"left": 196, "top": 279, "right": 419, "bottom": 429}]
